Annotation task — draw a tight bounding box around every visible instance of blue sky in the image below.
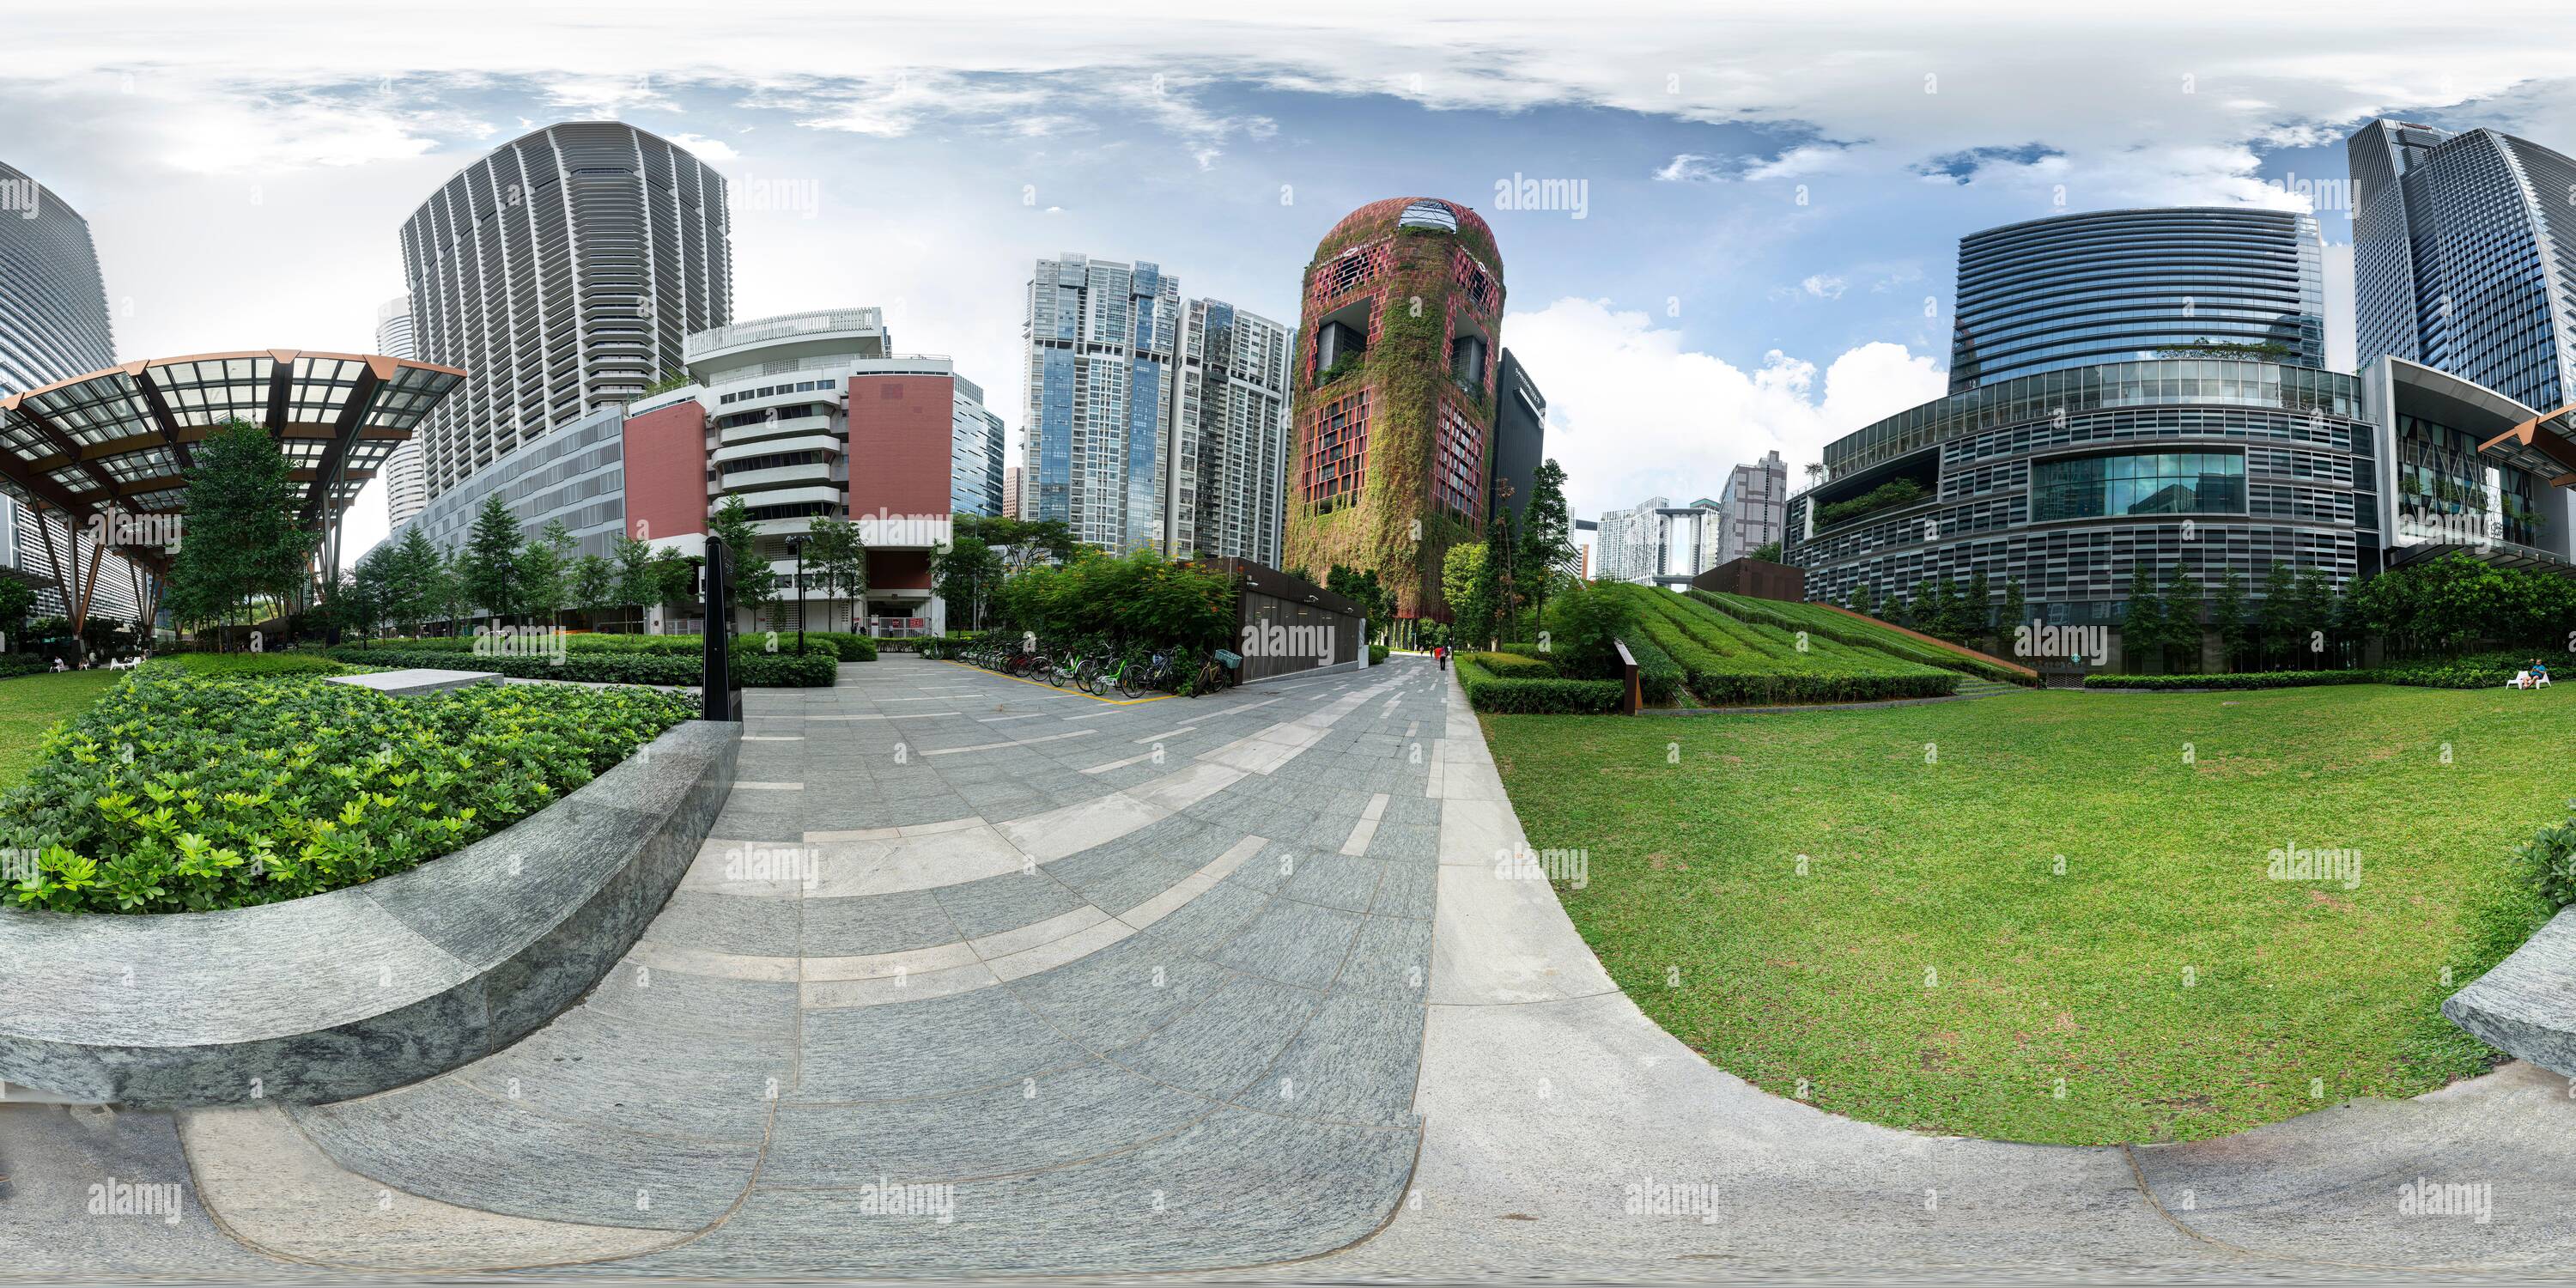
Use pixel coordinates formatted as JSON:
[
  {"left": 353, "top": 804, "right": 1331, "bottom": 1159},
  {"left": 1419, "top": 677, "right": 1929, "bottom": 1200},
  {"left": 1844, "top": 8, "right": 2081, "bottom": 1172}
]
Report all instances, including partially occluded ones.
[{"left": 9, "top": 1, "right": 2576, "bottom": 555}]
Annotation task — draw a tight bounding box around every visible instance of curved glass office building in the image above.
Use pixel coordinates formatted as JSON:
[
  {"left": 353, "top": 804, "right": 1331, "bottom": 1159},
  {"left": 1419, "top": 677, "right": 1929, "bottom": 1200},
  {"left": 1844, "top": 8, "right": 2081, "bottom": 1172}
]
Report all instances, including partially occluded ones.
[
  {"left": 1948, "top": 208, "right": 2324, "bottom": 392},
  {"left": 1786, "top": 359, "right": 2373, "bottom": 629},
  {"left": 2349, "top": 119, "right": 2576, "bottom": 417}
]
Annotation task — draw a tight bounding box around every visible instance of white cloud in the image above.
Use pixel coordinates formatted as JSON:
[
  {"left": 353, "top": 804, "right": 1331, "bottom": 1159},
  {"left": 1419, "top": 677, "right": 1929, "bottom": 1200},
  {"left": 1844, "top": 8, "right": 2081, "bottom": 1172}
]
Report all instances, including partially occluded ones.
[
  {"left": 1654, "top": 153, "right": 1726, "bottom": 183},
  {"left": 1800, "top": 274, "right": 1847, "bottom": 300},
  {"left": 1504, "top": 297, "right": 1947, "bottom": 521},
  {"left": 1741, "top": 145, "right": 1850, "bottom": 182},
  {"left": 665, "top": 132, "right": 740, "bottom": 161}
]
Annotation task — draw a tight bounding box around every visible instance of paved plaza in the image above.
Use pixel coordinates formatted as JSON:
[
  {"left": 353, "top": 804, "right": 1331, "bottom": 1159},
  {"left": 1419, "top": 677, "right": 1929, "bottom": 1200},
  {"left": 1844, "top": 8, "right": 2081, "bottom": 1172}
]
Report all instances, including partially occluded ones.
[{"left": 8, "top": 655, "right": 2576, "bottom": 1280}]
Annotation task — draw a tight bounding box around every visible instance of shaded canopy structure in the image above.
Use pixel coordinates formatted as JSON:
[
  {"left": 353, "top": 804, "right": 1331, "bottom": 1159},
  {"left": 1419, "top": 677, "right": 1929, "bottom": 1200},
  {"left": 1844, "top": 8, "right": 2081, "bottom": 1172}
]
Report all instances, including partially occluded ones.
[{"left": 0, "top": 350, "right": 465, "bottom": 632}]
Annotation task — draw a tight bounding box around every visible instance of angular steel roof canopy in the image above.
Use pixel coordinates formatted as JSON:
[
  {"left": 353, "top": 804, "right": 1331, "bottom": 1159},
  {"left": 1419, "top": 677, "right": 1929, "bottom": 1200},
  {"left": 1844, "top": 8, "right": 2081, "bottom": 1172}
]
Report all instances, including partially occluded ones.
[{"left": 0, "top": 350, "right": 465, "bottom": 572}]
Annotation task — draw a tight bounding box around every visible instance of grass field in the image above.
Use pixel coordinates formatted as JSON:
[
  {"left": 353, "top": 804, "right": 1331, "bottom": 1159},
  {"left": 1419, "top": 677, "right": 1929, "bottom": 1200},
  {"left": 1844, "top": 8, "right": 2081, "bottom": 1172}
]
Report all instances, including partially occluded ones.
[
  {"left": 0, "top": 671, "right": 123, "bottom": 786},
  {"left": 1483, "top": 683, "right": 2559, "bottom": 1145}
]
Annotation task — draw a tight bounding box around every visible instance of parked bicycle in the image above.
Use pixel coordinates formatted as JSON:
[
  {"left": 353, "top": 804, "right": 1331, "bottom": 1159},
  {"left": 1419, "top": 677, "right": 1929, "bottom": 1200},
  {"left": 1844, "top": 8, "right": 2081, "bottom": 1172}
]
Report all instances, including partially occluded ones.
[
  {"left": 1118, "top": 650, "right": 1176, "bottom": 700},
  {"left": 1195, "top": 648, "right": 1239, "bottom": 696}
]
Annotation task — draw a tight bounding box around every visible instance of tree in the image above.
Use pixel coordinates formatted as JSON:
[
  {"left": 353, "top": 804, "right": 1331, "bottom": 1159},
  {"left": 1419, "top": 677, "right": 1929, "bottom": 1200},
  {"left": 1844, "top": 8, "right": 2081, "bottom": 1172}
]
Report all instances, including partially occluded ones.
[
  {"left": 610, "top": 533, "right": 657, "bottom": 632},
  {"left": 1326, "top": 564, "right": 1396, "bottom": 641},
  {"left": 933, "top": 532, "right": 1004, "bottom": 632},
  {"left": 2209, "top": 568, "right": 2250, "bottom": 671},
  {"left": 343, "top": 543, "right": 398, "bottom": 641},
  {"left": 517, "top": 519, "right": 576, "bottom": 630},
  {"left": 648, "top": 547, "right": 699, "bottom": 624},
  {"left": 1851, "top": 581, "right": 1881, "bottom": 619},
  {"left": 0, "top": 576, "right": 36, "bottom": 650},
  {"left": 1999, "top": 579, "right": 2027, "bottom": 645},
  {"left": 433, "top": 548, "right": 474, "bottom": 635},
  {"left": 1516, "top": 459, "right": 1575, "bottom": 623},
  {"left": 1442, "top": 542, "right": 1498, "bottom": 648},
  {"left": 572, "top": 553, "right": 617, "bottom": 626},
  {"left": 385, "top": 527, "right": 440, "bottom": 635},
  {"left": 2122, "top": 565, "right": 2165, "bottom": 673},
  {"left": 2291, "top": 565, "right": 2340, "bottom": 666},
  {"left": 1964, "top": 571, "right": 1992, "bottom": 646},
  {"left": 804, "top": 515, "right": 868, "bottom": 633},
  {"left": 1750, "top": 540, "right": 1783, "bottom": 563},
  {"left": 704, "top": 495, "right": 778, "bottom": 629},
  {"left": 2257, "top": 562, "right": 2300, "bottom": 669},
  {"left": 2158, "top": 564, "right": 2204, "bottom": 672},
  {"left": 1540, "top": 580, "right": 1637, "bottom": 678},
  {"left": 1483, "top": 507, "right": 1523, "bottom": 641},
  {"left": 165, "top": 418, "right": 314, "bottom": 645},
  {"left": 463, "top": 495, "right": 524, "bottom": 627}
]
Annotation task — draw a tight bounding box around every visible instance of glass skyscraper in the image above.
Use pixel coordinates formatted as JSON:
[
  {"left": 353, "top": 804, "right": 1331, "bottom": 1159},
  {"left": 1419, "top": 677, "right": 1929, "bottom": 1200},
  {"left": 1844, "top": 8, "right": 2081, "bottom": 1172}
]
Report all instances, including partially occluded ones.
[
  {"left": 0, "top": 160, "right": 143, "bottom": 624},
  {"left": 1948, "top": 207, "right": 2325, "bottom": 392},
  {"left": 1165, "top": 298, "right": 1291, "bottom": 565},
  {"left": 1022, "top": 253, "right": 1181, "bottom": 553},
  {"left": 2349, "top": 118, "right": 2576, "bottom": 415}
]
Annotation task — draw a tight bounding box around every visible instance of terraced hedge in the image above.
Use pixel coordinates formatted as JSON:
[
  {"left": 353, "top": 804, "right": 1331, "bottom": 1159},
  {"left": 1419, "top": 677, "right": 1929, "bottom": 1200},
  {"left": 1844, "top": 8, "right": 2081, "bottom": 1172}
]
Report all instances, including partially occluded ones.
[
  {"left": 1690, "top": 590, "right": 2029, "bottom": 683},
  {"left": 1599, "top": 584, "right": 1957, "bottom": 707}
]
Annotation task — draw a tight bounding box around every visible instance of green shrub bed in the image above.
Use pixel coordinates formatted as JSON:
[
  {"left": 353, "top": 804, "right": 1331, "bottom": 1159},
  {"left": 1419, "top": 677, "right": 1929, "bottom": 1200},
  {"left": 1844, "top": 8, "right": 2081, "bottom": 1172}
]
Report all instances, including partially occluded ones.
[
  {"left": 2, "top": 671, "right": 698, "bottom": 914},
  {"left": 1601, "top": 584, "right": 1958, "bottom": 706},
  {"left": 0, "top": 655, "right": 52, "bottom": 680},
  {"left": 325, "top": 645, "right": 837, "bottom": 687},
  {"left": 1368, "top": 644, "right": 1389, "bottom": 665},
  {"left": 1455, "top": 654, "right": 1623, "bottom": 714},
  {"left": 2378, "top": 652, "right": 2536, "bottom": 690}
]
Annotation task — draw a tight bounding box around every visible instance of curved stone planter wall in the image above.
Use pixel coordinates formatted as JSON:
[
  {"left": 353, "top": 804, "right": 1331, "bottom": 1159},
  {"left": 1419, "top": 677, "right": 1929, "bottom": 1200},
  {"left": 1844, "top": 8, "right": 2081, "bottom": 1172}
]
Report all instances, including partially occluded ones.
[
  {"left": 0, "top": 719, "right": 738, "bottom": 1108},
  {"left": 2444, "top": 904, "right": 2576, "bottom": 1077}
]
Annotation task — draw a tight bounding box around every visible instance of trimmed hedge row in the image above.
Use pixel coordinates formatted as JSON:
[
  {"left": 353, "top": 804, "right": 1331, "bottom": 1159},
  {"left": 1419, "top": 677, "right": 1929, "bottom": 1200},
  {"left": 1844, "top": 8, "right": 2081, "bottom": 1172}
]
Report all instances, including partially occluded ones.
[
  {"left": 1617, "top": 632, "right": 1686, "bottom": 706},
  {"left": 323, "top": 646, "right": 839, "bottom": 687},
  {"left": 1455, "top": 655, "right": 1624, "bottom": 714},
  {"left": 1692, "top": 590, "right": 2030, "bottom": 683},
  {"left": 1368, "top": 644, "right": 1389, "bottom": 665},
  {"left": 2084, "top": 653, "right": 2543, "bottom": 691},
  {"left": 1464, "top": 650, "right": 1558, "bottom": 678},
  {"left": 2084, "top": 671, "right": 2376, "bottom": 691},
  {"left": 149, "top": 653, "right": 353, "bottom": 677},
  {"left": 1607, "top": 584, "right": 1958, "bottom": 706},
  {"left": 354, "top": 630, "right": 879, "bottom": 662}
]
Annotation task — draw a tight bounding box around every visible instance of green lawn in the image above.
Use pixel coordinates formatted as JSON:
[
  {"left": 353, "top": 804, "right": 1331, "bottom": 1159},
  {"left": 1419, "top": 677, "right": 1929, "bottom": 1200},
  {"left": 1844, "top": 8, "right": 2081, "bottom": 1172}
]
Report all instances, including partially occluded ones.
[
  {"left": 0, "top": 670, "right": 123, "bottom": 787},
  {"left": 1484, "top": 683, "right": 2560, "bottom": 1145}
]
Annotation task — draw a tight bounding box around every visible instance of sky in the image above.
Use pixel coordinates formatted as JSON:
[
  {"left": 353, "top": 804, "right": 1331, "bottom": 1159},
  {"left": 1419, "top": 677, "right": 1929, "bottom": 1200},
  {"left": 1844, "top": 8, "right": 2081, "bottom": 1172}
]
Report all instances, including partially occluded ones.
[{"left": 11, "top": 1, "right": 2576, "bottom": 559}]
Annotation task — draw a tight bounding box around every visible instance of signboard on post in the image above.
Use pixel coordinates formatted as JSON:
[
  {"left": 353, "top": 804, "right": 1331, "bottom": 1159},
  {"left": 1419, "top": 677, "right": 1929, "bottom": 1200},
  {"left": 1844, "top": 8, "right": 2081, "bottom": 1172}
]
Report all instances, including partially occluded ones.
[{"left": 701, "top": 536, "right": 744, "bottom": 722}]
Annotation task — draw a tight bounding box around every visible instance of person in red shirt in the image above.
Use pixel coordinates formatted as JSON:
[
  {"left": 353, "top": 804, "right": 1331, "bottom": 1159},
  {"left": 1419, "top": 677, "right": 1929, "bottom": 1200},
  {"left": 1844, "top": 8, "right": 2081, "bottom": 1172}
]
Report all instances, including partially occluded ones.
[{"left": 1436, "top": 644, "right": 1449, "bottom": 671}]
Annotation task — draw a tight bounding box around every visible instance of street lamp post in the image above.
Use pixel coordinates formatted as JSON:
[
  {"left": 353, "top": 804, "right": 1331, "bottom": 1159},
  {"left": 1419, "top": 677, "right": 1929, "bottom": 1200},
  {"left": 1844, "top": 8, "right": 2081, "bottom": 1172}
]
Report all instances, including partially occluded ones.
[{"left": 786, "top": 534, "right": 807, "bottom": 656}]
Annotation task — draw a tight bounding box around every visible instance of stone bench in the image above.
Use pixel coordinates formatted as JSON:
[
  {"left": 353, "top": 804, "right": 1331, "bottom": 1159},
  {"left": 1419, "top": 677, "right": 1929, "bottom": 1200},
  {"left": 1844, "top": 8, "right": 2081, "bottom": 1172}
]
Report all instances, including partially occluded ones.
[
  {"left": 0, "top": 720, "right": 738, "bottom": 1107},
  {"left": 326, "top": 667, "right": 500, "bottom": 696},
  {"left": 2445, "top": 905, "right": 2576, "bottom": 1076}
]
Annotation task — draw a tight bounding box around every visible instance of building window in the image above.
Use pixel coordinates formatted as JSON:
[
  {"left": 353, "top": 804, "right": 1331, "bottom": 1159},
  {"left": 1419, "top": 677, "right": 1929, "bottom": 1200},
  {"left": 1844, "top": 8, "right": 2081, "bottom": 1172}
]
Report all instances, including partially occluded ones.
[
  {"left": 2027, "top": 451, "right": 2247, "bottom": 522},
  {"left": 1303, "top": 387, "right": 1370, "bottom": 509},
  {"left": 1432, "top": 398, "right": 1484, "bottom": 526}
]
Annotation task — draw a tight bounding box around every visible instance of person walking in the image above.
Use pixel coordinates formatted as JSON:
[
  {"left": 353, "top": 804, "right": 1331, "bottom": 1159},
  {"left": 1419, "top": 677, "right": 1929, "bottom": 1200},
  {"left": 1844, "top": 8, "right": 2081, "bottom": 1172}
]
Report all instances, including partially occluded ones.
[{"left": 1436, "top": 643, "right": 1449, "bottom": 671}]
